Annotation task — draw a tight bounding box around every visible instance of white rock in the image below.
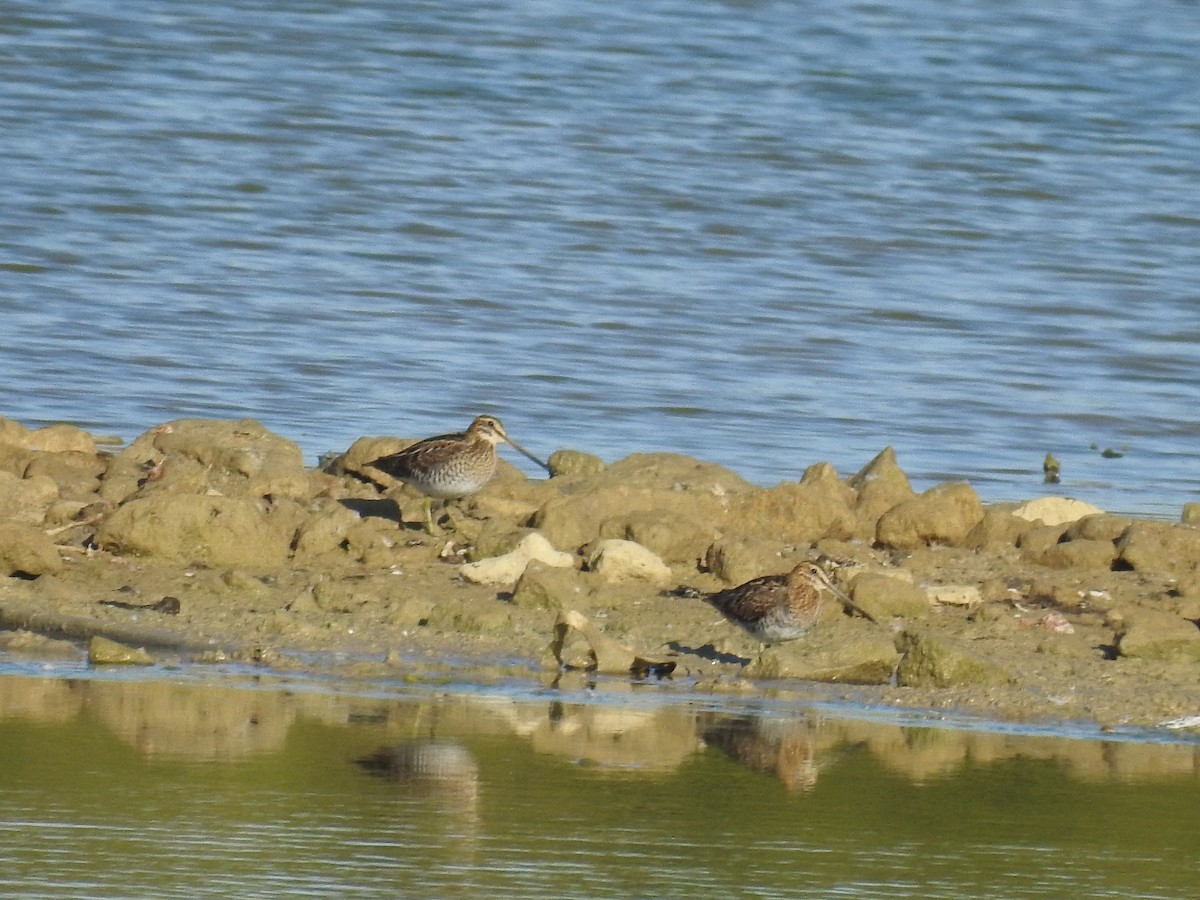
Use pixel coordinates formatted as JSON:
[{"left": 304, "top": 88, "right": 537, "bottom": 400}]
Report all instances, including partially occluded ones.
[
  {"left": 1013, "top": 497, "right": 1104, "bottom": 527},
  {"left": 586, "top": 539, "right": 673, "bottom": 585},
  {"left": 459, "top": 532, "right": 575, "bottom": 586}
]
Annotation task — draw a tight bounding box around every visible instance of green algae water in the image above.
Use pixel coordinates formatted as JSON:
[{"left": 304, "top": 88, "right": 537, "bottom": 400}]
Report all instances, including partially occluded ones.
[{"left": 1, "top": 668, "right": 1198, "bottom": 898}]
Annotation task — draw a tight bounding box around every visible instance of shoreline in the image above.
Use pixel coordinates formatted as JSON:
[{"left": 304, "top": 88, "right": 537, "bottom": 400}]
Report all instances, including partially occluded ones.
[{"left": 1, "top": 413, "right": 1199, "bottom": 737}]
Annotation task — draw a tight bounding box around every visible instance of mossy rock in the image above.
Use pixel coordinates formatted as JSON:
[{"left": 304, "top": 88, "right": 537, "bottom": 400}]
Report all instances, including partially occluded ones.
[
  {"left": 95, "top": 493, "right": 300, "bottom": 570},
  {"left": 895, "top": 630, "right": 1007, "bottom": 687},
  {"left": 850, "top": 573, "right": 930, "bottom": 620},
  {"left": 1118, "top": 611, "right": 1200, "bottom": 664}
]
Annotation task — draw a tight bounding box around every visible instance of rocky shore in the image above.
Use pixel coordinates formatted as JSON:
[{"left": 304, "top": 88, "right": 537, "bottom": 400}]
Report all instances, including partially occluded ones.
[{"left": 1, "top": 414, "right": 1198, "bottom": 731}]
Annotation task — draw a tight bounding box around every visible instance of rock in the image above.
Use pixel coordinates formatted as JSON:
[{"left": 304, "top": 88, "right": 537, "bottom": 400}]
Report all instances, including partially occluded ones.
[
  {"left": 0, "top": 443, "right": 35, "bottom": 477},
  {"left": 0, "top": 416, "right": 28, "bottom": 446},
  {"left": 586, "top": 539, "right": 673, "bottom": 585},
  {"left": 925, "top": 584, "right": 983, "bottom": 607},
  {"left": 534, "top": 453, "right": 745, "bottom": 551},
  {"left": 598, "top": 453, "right": 751, "bottom": 493},
  {"left": 547, "top": 449, "right": 605, "bottom": 478},
  {"left": 964, "top": 506, "right": 1036, "bottom": 550},
  {"left": 23, "top": 451, "right": 105, "bottom": 501},
  {"left": 0, "top": 471, "right": 59, "bottom": 525},
  {"left": 327, "top": 435, "right": 409, "bottom": 479},
  {"left": 613, "top": 509, "right": 716, "bottom": 566},
  {"left": 895, "top": 630, "right": 1007, "bottom": 687},
  {"left": 849, "top": 573, "right": 930, "bottom": 619},
  {"left": 458, "top": 532, "right": 575, "bottom": 586},
  {"left": 545, "top": 609, "right": 674, "bottom": 677},
  {"left": 94, "top": 493, "right": 300, "bottom": 569},
  {"left": 1012, "top": 497, "right": 1104, "bottom": 527},
  {"left": 1064, "top": 514, "right": 1133, "bottom": 543},
  {"left": 876, "top": 482, "right": 983, "bottom": 550},
  {"left": 1183, "top": 503, "right": 1200, "bottom": 527},
  {"left": 290, "top": 502, "right": 404, "bottom": 568},
  {"left": 88, "top": 636, "right": 154, "bottom": 666},
  {"left": 291, "top": 503, "right": 363, "bottom": 562},
  {"left": 728, "top": 464, "right": 857, "bottom": 546},
  {"left": 846, "top": 446, "right": 916, "bottom": 527},
  {"left": 1116, "top": 522, "right": 1200, "bottom": 577},
  {"left": 0, "top": 418, "right": 97, "bottom": 455},
  {"left": 1118, "top": 611, "right": 1200, "bottom": 664},
  {"left": 0, "top": 522, "right": 64, "bottom": 577},
  {"left": 1017, "top": 524, "right": 1067, "bottom": 560},
  {"left": 745, "top": 630, "right": 899, "bottom": 683},
  {"left": 1033, "top": 538, "right": 1118, "bottom": 571},
  {"left": 511, "top": 563, "right": 589, "bottom": 610},
  {"left": 25, "top": 424, "right": 97, "bottom": 454},
  {"left": 466, "top": 473, "right": 548, "bottom": 527},
  {"left": 704, "top": 538, "right": 791, "bottom": 586},
  {"left": 384, "top": 597, "right": 435, "bottom": 629},
  {"left": 100, "top": 419, "right": 313, "bottom": 505},
  {"left": 466, "top": 521, "right": 536, "bottom": 561}
]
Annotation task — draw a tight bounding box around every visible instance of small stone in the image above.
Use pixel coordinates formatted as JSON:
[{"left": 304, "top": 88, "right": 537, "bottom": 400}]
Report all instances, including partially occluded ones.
[{"left": 87, "top": 636, "right": 154, "bottom": 666}]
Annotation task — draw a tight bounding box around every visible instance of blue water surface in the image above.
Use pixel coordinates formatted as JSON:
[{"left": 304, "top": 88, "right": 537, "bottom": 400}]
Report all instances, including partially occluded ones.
[{"left": 2, "top": 0, "right": 1198, "bottom": 515}]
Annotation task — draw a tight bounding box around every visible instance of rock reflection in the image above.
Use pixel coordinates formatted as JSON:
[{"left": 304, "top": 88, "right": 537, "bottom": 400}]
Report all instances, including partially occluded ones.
[
  {"left": 0, "top": 675, "right": 295, "bottom": 759},
  {"left": 86, "top": 680, "right": 295, "bottom": 759},
  {"left": 528, "top": 701, "right": 701, "bottom": 771}
]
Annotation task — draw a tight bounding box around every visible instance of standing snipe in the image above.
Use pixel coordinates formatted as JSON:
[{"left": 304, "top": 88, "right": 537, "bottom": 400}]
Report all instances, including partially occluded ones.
[
  {"left": 368, "top": 415, "right": 547, "bottom": 534},
  {"left": 701, "top": 561, "right": 875, "bottom": 645}
]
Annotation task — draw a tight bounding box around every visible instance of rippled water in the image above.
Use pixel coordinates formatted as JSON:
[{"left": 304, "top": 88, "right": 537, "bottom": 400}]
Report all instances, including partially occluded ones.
[
  {"left": 2, "top": 0, "right": 1198, "bottom": 515},
  {"left": 1, "top": 666, "right": 1199, "bottom": 898}
]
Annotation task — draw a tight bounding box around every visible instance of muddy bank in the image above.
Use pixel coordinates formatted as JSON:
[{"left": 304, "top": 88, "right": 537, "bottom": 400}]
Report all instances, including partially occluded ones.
[{"left": 1, "top": 413, "right": 1198, "bottom": 731}]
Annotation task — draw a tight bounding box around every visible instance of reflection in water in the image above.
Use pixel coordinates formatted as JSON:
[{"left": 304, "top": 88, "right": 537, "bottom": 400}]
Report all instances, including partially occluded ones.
[
  {"left": 701, "top": 714, "right": 824, "bottom": 792},
  {"left": 357, "top": 740, "right": 481, "bottom": 823},
  {"left": 0, "top": 670, "right": 1199, "bottom": 898},
  {"left": 358, "top": 740, "right": 480, "bottom": 784},
  {"left": 0, "top": 670, "right": 1197, "bottom": 782}
]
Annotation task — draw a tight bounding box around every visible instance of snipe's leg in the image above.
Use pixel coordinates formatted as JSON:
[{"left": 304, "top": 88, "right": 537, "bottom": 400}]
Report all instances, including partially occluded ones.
[{"left": 421, "top": 497, "right": 443, "bottom": 536}]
